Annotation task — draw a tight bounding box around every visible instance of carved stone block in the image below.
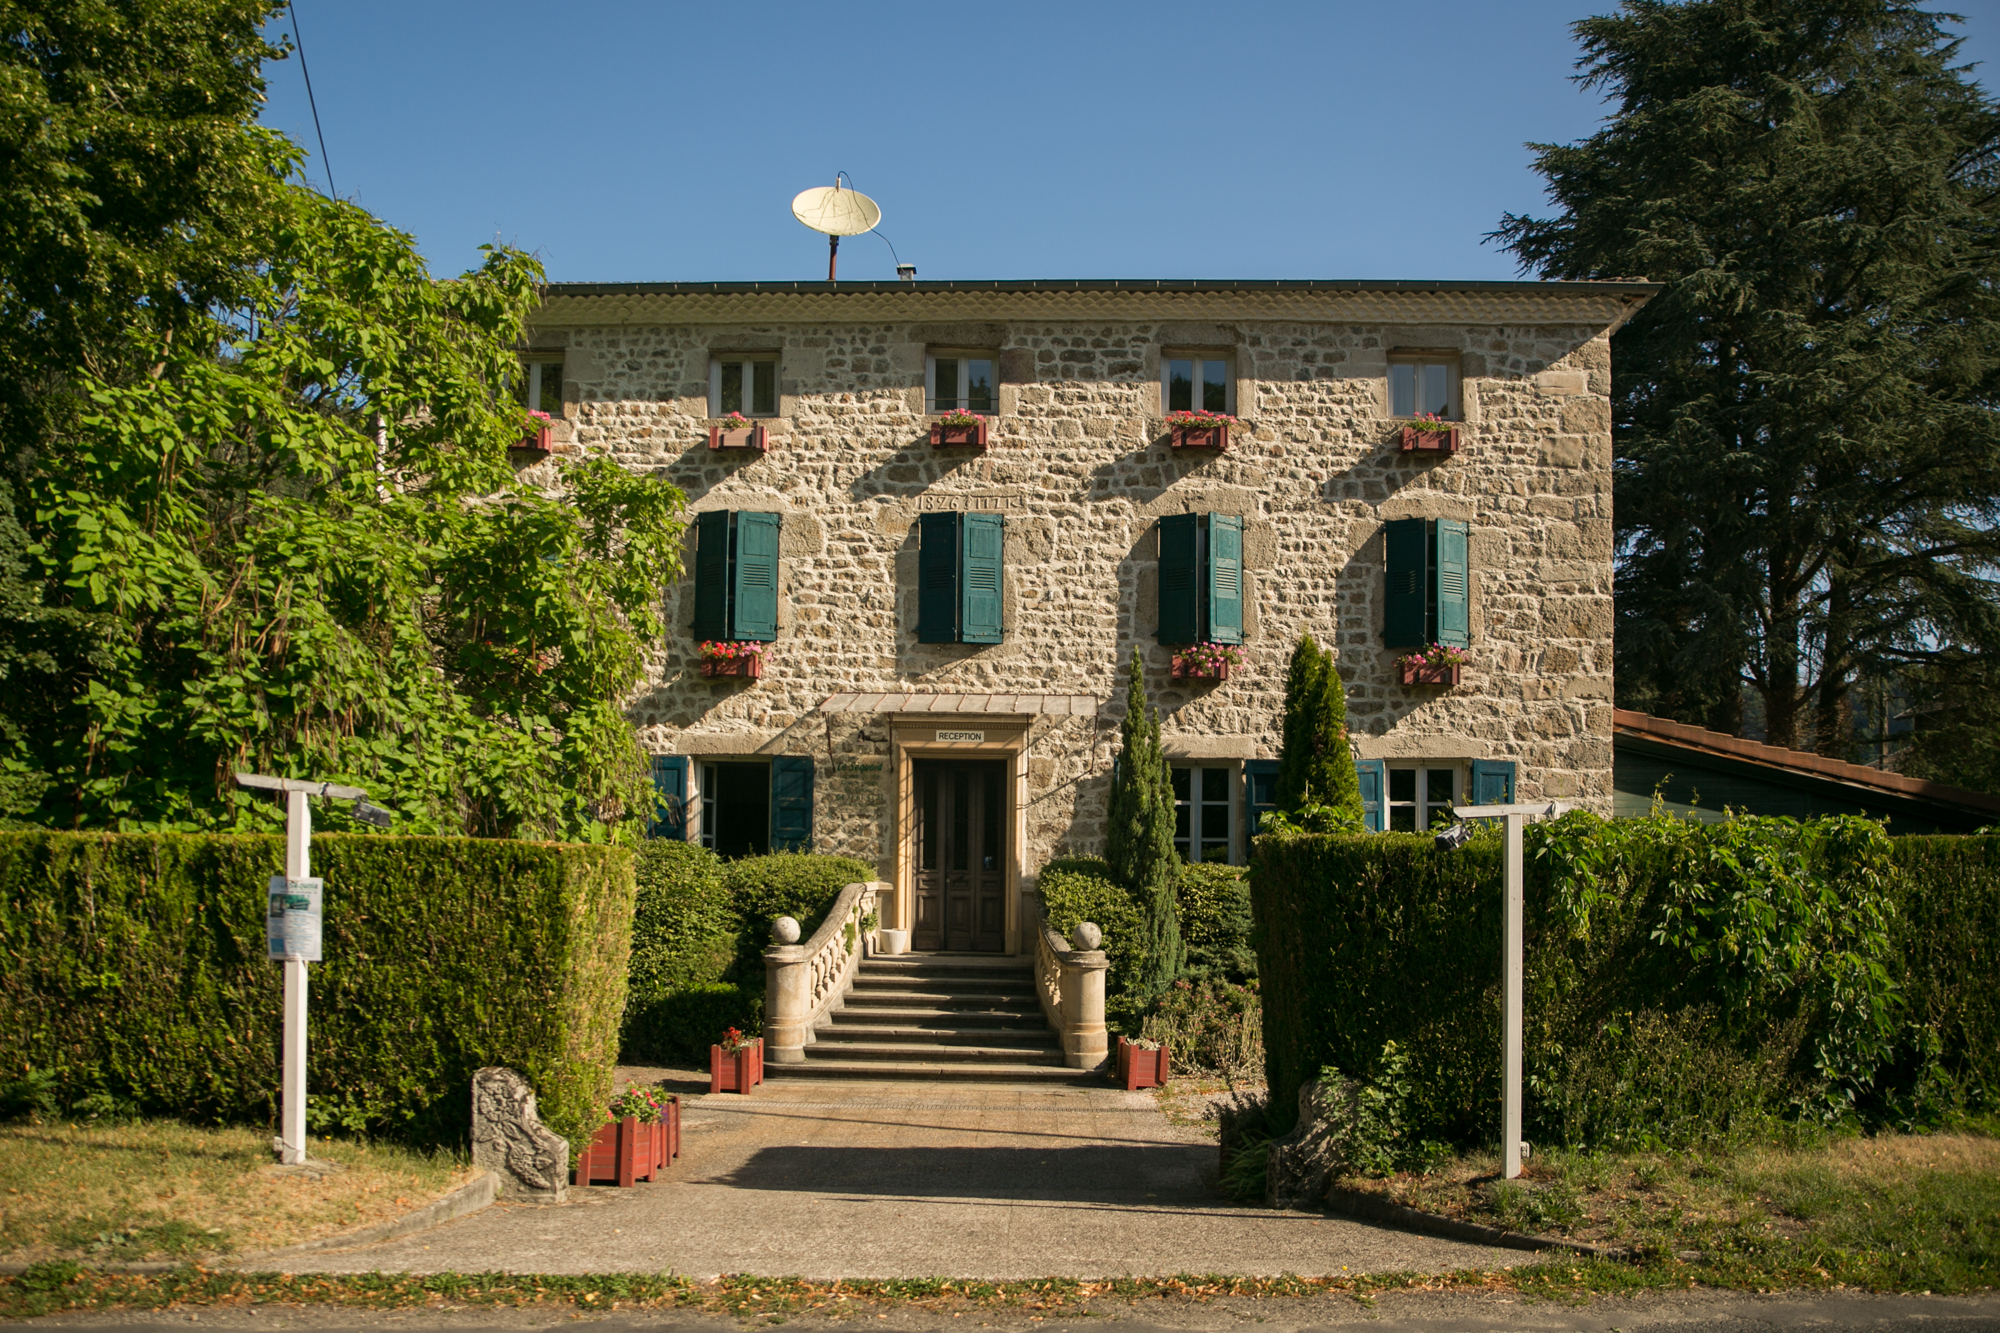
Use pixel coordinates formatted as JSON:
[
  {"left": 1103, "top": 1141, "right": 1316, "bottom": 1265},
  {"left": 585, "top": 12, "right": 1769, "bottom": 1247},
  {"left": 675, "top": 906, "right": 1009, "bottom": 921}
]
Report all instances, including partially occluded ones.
[{"left": 471, "top": 1067, "right": 569, "bottom": 1203}]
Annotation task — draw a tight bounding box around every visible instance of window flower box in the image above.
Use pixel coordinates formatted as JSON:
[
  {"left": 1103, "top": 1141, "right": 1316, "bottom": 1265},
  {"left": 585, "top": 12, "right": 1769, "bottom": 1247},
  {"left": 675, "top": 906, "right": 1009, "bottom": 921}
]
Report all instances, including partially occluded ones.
[
  {"left": 708, "top": 413, "right": 769, "bottom": 452},
  {"left": 1398, "top": 415, "right": 1460, "bottom": 456},
  {"left": 1171, "top": 642, "right": 1244, "bottom": 683},
  {"left": 1166, "top": 409, "right": 1236, "bottom": 451},
  {"left": 572, "top": 1089, "right": 679, "bottom": 1187},
  {"left": 516, "top": 410, "right": 554, "bottom": 454},
  {"left": 929, "top": 413, "right": 989, "bottom": 449},
  {"left": 1399, "top": 645, "right": 1469, "bottom": 686},
  {"left": 698, "top": 642, "right": 766, "bottom": 679},
  {"left": 710, "top": 1031, "right": 763, "bottom": 1094},
  {"left": 1117, "top": 1035, "right": 1169, "bottom": 1091}
]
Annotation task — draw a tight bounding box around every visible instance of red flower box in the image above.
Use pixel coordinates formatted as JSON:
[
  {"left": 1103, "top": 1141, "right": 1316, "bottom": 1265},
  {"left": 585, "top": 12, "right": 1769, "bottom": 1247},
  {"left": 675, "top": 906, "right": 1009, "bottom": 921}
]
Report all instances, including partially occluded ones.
[
  {"left": 708, "top": 424, "right": 769, "bottom": 452},
  {"left": 1170, "top": 660, "right": 1229, "bottom": 683},
  {"left": 515, "top": 425, "right": 552, "bottom": 453},
  {"left": 1117, "top": 1036, "right": 1169, "bottom": 1091},
  {"left": 700, "top": 655, "right": 764, "bottom": 679},
  {"left": 1399, "top": 425, "right": 1460, "bottom": 455},
  {"left": 710, "top": 1038, "right": 763, "bottom": 1094},
  {"left": 572, "top": 1101, "right": 680, "bottom": 1187},
  {"left": 1400, "top": 660, "right": 1463, "bottom": 686},
  {"left": 1169, "top": 425, "right": 1229, "bottom": 451},
  {"left": 929, "top": 419, "right": 989, "bottom": 449}
]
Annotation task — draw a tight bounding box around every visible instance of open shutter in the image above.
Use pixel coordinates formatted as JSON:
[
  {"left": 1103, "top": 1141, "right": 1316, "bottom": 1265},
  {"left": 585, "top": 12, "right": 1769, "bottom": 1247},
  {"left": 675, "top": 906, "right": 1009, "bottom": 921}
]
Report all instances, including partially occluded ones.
[
  {"left": 691, "top": 510, "right": 730, "bottom": 642},
  {"left": 917, "top": 512, "right": 959, "bottom": 643},
  {"left": 1471, "top": 758, "right": 1517, "bottom": 806},
  {"left": 1382, "top": 518, "right": 1427, "bottom": 649},
  {"left": 649, "top": 755, "right": 689, "bottom": 840},
  {"left": 770, "top": 756, "right": 814, "bottom": 852},
  {"left": 1435, "top": 518, "right": 1470, "bottom": 649},
  {"left": 1355, "top": 759, "right": 1386, "bottom": 833},
  {"left": 732, "top": 511, "right": 781, "bottom": 641},
  {"left": 1208, "top": 514, "right": 1244, "bottom": 645},
  {"left": 959, "top": 513, "right": 1005, "bottom": 644},
  {"left": 1244, "top": 759, "right": 1279, "bottom": 838},
  {"left": 1156, "top": 513, "right": 1199, "bottom": 644}
]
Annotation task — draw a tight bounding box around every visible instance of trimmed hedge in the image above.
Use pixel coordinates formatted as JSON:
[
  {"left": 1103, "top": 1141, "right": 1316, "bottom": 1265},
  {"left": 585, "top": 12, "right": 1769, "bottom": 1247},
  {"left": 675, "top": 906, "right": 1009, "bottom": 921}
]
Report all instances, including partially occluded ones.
[
  {"left": 1251, "top": 817, "right": 2000, "bottom": 1149},
  {"left": 0, "top": 831, "right": 633, "bottom": 1156},
  {"left": 1036, "top": 857, "right": 1256, "bottom": 1012}
]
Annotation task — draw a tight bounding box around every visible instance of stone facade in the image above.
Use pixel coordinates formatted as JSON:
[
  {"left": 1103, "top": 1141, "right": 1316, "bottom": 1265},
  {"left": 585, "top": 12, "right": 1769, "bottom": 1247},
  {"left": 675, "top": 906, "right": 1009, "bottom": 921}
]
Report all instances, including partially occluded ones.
[{"left": 523, "top": 280, "right": 1651, "bottom": 953}]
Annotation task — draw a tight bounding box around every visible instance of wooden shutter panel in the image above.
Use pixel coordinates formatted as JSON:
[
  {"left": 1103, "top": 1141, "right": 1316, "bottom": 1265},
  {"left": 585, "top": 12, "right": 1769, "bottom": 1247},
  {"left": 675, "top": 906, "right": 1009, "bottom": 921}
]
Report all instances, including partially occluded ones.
[
  {"left": 1207, "top": 514, "right": 1244, "bottom": 645},
  {"left": 732, "top": 511, "right": 781, "bottom": 641},
  {"left": 1244, "top": 759, "right": 1279, "bottom": 838},
  {"left": 650, "top": 755, "right": 689, "bottom": 840},
  {"left": 1355, "top": 759, "right": 1386, "bottom": 833},
  {"left": 1471, "top": 758, "right": 1516, "bottom": 806},
  {"left": 1156, "top": 513, "right": 1199, "bottom": 645},
  {"left": 959, "top": 513, "right": 1005, "bottom": 644},
  {"left": 691, "top": 510, "right": 730, "bottom": 641},
  {"left": 769, "top": 756, "right": 814, "bottom": 852},
  {"left": 1382, "top": 518, "right": 1428, "bottom": 649},
  {"left": 917, "top": 512, "right": 960, "bottom": 643},
  {"left": 1435, "top": 518, "right": 1470, "bottom": 649}
]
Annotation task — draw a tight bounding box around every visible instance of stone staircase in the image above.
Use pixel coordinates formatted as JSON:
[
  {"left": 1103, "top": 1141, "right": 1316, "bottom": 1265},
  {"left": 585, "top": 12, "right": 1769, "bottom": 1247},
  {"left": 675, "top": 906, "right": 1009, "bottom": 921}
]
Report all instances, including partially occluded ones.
[{"left": 776, "top": 953, "right": 1089, "bottom": 1083}]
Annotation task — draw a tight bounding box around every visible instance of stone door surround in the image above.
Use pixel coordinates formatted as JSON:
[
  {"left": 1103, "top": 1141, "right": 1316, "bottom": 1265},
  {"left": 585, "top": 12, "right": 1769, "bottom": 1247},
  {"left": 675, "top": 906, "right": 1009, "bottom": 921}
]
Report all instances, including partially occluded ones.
[{"left": 890, "top": 715, "right": 1031, "bottom": 956}]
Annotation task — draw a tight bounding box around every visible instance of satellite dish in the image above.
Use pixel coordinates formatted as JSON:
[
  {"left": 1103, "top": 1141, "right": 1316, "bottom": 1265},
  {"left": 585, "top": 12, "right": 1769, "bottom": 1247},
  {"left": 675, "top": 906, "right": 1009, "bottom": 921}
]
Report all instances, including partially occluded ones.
[{"left": 791, "top": 177, "right": 881, "bottom": 281}]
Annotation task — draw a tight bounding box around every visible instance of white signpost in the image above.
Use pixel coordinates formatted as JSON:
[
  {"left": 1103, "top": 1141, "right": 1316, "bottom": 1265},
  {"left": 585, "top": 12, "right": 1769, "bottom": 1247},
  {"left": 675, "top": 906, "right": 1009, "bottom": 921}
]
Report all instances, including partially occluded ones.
[
  {"left": 234, "top": 773, "right": 391, "bottom": 1165},
  {"left": 1447, "top": 799, "right": 1570, "bottom": 1180}
]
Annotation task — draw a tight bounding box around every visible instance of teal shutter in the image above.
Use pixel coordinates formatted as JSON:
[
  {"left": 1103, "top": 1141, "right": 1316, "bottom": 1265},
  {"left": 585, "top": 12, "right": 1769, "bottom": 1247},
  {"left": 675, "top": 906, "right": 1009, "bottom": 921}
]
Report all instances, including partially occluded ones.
[
  {"left": 1207, "top": 514, "right": 1244, "bottom": 645},
  {"left": 770, "top": 756, "right": 814, "bottom": 852},
  {"left": 1435, "top": 518, "right": 1470, "bottom": 649},
  {"left": 1471, "top": 758, "right": 1517, "bottom": 806},
  {"left": 732, "top": 511, "right": 781, "bottom": 641},
  {"left": 650, "top": 755, "right": 688, "bottom": 840},
  {"left": 917, "top": 512, "right": 959, "bottom": 643},
  {"left": 1244, "top": 759, "right": 1279, "bottom": 837},
  {"left": 691, "top": 510, "right": 730, "bottom": 641},
  {"left": 1355, "top": 759, "right": 1386, "bottom": 833},
  {"left": 1382, "top": 518, "right": 1427, "bottom": 649},
  {"left": 960, "top": 513, "right": 1005, "bottom": 644},
  {"left": 1156, "top": 513, "right": 1199, "bottom": 644}
]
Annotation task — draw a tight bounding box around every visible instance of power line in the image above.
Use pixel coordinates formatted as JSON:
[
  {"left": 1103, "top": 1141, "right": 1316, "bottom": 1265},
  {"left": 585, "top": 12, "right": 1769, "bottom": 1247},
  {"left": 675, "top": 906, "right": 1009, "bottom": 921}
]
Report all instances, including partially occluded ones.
[{"left": 288, "top": 2, "right": 336, "bottom": 201}]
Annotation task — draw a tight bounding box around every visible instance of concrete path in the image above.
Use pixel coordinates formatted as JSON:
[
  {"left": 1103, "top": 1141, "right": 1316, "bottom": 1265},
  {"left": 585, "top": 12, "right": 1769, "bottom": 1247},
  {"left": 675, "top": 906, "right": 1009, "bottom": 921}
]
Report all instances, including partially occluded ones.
[{"left": 250, "top": 1077, "right": 1529, "bottom": 1279}]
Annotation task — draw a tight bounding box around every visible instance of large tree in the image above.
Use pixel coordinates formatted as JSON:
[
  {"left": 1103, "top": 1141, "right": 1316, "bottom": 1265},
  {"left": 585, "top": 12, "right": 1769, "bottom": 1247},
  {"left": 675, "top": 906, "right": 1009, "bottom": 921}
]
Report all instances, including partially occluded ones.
[
  {"left": 1495, "top": 0, "right": 2000, "bottom": 756},
  {"left": 0, "top": 0, "right": 685, "bottom": 836}
]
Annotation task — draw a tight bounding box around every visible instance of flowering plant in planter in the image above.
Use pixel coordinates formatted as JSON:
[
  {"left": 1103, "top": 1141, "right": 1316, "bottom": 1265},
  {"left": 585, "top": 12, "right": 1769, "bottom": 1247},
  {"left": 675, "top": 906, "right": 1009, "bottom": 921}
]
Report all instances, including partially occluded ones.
[
  {"left": 698, "top": 640, "right": 766, "bottom": 679},
  {"left": 710, "top": 1026, "right": 763, "bottom": 1094},
  {"left": 698, "top": 641, "right": 767, "bottom": 662},
  {"left": 935, "top": 409, "right": 985, "bottom": 427},
  {"left": 929, "top": 409, "right": 989, "bottom": 447},
  {"left": 607, "top": 1085, "right": 666, "bottom": 1123},
  {"left": 709, "top": 412, "right": 769, "bottom": 452},
  {"left": 1405, "top": 412, "right": 1454, "bottom": 434},
  {"left": 1399, "top": 413, "right": 1461, "bottom": 455},
  {"left": 719, "top": 1026, "right": 757, "bottom": 1053},
  {"left": 576, "top": 1082, "right": 680, "bottom": 1185},
  {"left": 1171, "top": 642, "right": 1245, "bottom": 681},
  {"left": 1398, "top": 643, "right": 1470, "bottom": 685},
  {"left": 1116, "top": 1034, "right": 1170, "bottom": 1090},
  {"left": 1165, "top": 409, "right": 1237, "bottom": 450},
  {"left": 518, "top": 409, "right": 554, "bottom": 451}
]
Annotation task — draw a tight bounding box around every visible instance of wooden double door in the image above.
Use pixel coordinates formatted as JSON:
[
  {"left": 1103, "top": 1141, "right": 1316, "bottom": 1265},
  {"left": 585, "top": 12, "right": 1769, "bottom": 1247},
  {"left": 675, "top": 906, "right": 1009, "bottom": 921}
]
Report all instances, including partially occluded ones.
[{"left": 911, "top": 760, "right": 1008, "bottom": 952}]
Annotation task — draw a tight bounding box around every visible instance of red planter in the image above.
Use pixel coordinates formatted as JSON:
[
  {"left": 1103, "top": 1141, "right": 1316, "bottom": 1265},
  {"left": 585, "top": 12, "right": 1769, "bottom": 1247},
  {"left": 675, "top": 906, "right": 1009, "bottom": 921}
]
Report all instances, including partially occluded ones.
[
  {"left": 1169, "top": 425, "right": 1229, "bottom": 451},
  {"left": 1399, "top": 425, "right": 1460, "bottom": 455},
  {"left": 700, "top": 654, "right": 764, "bottom": 679},
  {"left": 1117, "top": 1036, "right": 1169, "bottom": 1090},
  {"left": 1170, "top": 659, "right": 1230, "bottom": 683},
  {"left": 710, "top": 1039, "right": 764, "bottom": 1094},
  {"left": 515, "top": 425, "right": 552, "bottom": 453},
  {"left": 708, "top": 424, "right": 770, "bottom": 452},
  {"left": 929, "top": 419, "right": 989, "bottom": 449},
  {"left": 572, "top": 1100, "right": 680, "bottom": 1187},
  {"left": 1400, "top": 660, "right": 1464, "bottom": 686}
]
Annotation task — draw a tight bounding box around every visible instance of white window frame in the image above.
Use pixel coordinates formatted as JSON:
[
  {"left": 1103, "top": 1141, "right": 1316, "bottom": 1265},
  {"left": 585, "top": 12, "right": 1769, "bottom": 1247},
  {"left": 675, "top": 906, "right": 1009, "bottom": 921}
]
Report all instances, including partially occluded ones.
[
  {"left": 1172, "top": 762, "right": 1240, "bottom": 865},
  {"left": 1386, "top": 763, "right": 1460, "bottom": 833},
  {"left": 1162, "top": 355, "right": 1234, "bottom": 415},
  {"left": 520, "top": 358, "right": 565, "bottom": 418},
  {"left": 1388, "top": 354, "right": 1461, "bottom": 420},
  {"left": 926, "top": 351, "right": 999, "bottom": 414},
  {"left": 709, "top": 355, "right": 780, "bottom": 418}
]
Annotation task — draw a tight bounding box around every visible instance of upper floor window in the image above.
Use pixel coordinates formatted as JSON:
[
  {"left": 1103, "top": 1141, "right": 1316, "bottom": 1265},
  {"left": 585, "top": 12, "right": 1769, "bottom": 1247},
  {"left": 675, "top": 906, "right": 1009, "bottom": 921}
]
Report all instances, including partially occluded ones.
[
  {"left": 1164, "top": 356, "right": 1232, "bottom": 414},
  {"left": 916, "top": 512, "right": 1005, "bottom": 645},
  {"left": 928, "top": 353, "right": 996, "bottom": 414},
  {"left": 691, "top": 510, "right": 782, "bottom": 643},
  {"left": 1389, "top": 353, "right": 1460, "bottom": 419},
  {"left": 517, "top": 357, "right": 564, "bottom": 417},
  {"left": 1172, "top": 764, "right": 1236, "bottom": 864},
  {"left": 1382, "top": 517, "right": 1470, "bottom": 650},
  {"left": 1157, "top": 512, "right": 1244, "bottom": 646},
  {"left": 710, "top": 355, "right": 778, "bottom": 417}
]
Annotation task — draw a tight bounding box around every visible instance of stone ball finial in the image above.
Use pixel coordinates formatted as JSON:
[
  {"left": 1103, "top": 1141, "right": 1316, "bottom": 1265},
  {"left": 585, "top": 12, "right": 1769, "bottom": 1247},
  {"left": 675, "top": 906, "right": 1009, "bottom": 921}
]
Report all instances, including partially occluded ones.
[
  {"left": 1072, "top": 921, "right": 1102, "bottom": 951},
  {"left": 772, "top": 915, "right": 801, "bottom": 945}
]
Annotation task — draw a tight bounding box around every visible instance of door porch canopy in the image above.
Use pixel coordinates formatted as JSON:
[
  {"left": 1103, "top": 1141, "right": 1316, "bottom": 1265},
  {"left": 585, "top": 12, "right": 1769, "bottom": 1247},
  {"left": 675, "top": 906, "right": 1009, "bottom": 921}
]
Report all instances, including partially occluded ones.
[{"left": 816, "top": 693, "right": 1102, "bottom": 717}]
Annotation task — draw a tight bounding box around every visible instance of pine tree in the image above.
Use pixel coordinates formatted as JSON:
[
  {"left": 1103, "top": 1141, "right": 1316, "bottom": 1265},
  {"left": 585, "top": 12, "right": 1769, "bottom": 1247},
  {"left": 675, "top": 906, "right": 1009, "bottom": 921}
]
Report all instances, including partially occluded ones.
[
  {"left": 1274, "top": 634, "right": 1364, "bottom": 831},
  {"left": 1105, "top": 649, "right": 1183, "bottom": 997}
]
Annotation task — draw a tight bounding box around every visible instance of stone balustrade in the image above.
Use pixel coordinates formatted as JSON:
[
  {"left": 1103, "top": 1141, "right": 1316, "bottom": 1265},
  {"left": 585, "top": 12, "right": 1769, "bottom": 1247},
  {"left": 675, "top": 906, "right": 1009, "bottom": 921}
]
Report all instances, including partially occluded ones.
[
  {"left": 1035, "top": 915, "right": 1110, "bottom": 1070},
  {"left": 762, "top": 880, "right": 885, "bottom": 1063}
]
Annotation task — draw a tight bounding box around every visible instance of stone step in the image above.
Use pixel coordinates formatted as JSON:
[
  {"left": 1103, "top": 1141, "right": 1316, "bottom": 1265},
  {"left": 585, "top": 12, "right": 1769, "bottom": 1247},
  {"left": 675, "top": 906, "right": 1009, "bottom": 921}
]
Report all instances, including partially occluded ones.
[
  {"left": 844, "top": 986, "right": 1040, "bottom": 1009},
  {"left": 827, "top": 1006, "right": 1049, "bottom": 1030},
  {"left": 771, "top": 1060, "right": 1100, "bottom": 1085},
  {"left": 804, "top": 1040, "right": 1065, "bottom": 1065},
  {"left": 858, "top": 960, "right": 1035, "bottom": 983},
  {"left": 814, "top": 1023, "right": 1058, "bottom": 1048}
]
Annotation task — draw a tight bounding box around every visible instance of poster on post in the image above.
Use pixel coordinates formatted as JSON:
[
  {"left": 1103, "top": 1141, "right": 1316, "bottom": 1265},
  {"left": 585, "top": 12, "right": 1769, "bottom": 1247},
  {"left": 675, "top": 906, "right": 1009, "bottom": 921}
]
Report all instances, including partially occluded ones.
[{"left": 266, "top": 876, "right": 323, "bottom": 961}]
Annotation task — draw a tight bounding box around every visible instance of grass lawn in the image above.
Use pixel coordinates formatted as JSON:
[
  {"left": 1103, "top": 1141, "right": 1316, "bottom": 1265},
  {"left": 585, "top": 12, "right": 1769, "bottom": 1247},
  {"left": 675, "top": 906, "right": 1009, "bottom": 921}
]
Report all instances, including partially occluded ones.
[{"left": 0, "top": 1120, "right": 472, "bottom": 1264}]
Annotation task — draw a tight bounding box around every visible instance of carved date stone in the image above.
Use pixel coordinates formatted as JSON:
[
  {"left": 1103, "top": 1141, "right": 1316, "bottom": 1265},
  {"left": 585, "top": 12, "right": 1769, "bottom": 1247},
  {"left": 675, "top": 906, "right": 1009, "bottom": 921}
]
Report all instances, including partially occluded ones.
[{"left": 471, "top": 1067, "right": 569, "bottom": 1203}]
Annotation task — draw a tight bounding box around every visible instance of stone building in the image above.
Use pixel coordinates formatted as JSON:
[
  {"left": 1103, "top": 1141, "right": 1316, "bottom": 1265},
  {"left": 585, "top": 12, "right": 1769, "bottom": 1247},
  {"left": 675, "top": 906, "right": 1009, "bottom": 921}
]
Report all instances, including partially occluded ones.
[{"left": 522, "top": 278, "right": 1654, "bottom": 958}]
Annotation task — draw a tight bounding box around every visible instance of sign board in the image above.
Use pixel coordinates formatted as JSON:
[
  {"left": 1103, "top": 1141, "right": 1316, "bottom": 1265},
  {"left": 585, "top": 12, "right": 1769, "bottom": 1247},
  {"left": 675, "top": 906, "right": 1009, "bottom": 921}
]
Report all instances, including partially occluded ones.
[
  {"left": 267, "top": 876, "right": 323, "bottom": 962},
  {"left": 936, "top": 730, "right": 985, "bottom": 744}
]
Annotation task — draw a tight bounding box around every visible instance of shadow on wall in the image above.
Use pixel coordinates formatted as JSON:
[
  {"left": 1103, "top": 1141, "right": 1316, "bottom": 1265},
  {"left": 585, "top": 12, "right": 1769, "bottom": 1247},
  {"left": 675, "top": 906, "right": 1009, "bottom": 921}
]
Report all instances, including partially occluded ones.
[{"left": 712, "top": 1143, "right": 1223, "bottom": 1206}]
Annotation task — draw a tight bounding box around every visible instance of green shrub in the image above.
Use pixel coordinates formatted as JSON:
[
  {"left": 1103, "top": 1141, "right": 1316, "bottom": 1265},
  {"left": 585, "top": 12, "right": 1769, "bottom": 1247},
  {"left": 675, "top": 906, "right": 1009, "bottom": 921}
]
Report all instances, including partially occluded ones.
[
  {"left": 0, "top": 831, "right": 633, "bottom": 1158},
  {"left": 624, "top": 981, "right": 759, "bottom": 1066},
  {"left": 1138, "top": 977, "right": 1262, "bottom": 1080},
  {"left": 721, "top": 851, "right": 874, "bottom": 981},
  {"left": 1880, "top": 835, "right": 2000, "bottom": 1119},
  {"left": 1177, "top": 863, "right": 1255, "bottom": 981},
  {"left": 622, "top": 841, "right": 736, "bottom": 1063}
]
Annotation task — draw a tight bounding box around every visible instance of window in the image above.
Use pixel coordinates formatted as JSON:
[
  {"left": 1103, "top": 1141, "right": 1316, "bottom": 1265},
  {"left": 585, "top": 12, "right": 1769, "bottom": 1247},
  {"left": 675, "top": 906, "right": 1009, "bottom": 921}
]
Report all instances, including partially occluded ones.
[
  {"left": 916, "top": 512, "right": 1005, "bottom": 644},
  {"left": 1382, "top": 517, "right": 1470, "bottom": 650},
  {"left": 516, "top": 357, "right": 564, "bottom": 416},
  {"left": 1173, "top": 765, "right": 1235, "bottom": 863},
  {"left": 710, "top": 355, "right": 778, "bottom": 417},
  {"left": 928, "top": 353, "right": 996, "bottom": 414},
  {"left": 1157, "top": 513, "right": 1244, "bottom": 646},
  {"left": 691, "top": 511, "right": 782, "bottom": 643},
  {"left": 1389, "top": 354, "right": 1460, "bottom": 419},
  {"left": 690, "top": 755, "right": 815, "bottom": 855},
  {"left": 1387, "top": 765, "right": 1458, "bottom": 832},
  {"left": 1164, "top": 356, "right": 1232, "bottom": 414}
]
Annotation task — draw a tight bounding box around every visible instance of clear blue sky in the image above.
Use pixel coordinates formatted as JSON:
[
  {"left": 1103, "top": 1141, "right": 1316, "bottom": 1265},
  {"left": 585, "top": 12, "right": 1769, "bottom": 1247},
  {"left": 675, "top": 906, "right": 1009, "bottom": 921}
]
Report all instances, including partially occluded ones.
[{"left": 256, "top": 0, "right": 1999, "bottom": 285}]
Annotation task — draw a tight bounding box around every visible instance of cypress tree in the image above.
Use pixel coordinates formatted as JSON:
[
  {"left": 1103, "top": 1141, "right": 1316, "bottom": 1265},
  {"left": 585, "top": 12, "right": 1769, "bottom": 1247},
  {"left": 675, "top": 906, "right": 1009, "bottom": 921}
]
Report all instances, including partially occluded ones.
[
  {"left": 1104, "top": 648, "right": 1183, "bottom": 996},
  {"left": 1274, "top": 634, "right": 1363, "bottom": 831}
]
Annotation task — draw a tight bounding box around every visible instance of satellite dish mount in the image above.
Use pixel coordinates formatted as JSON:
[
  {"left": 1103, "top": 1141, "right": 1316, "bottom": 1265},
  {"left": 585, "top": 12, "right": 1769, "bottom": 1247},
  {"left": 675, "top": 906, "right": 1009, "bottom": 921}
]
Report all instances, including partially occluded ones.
[{"left": 791, "top": 174, "right": 882, "bottom": 283}]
